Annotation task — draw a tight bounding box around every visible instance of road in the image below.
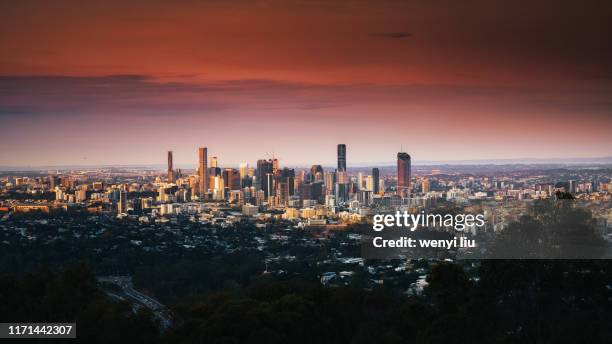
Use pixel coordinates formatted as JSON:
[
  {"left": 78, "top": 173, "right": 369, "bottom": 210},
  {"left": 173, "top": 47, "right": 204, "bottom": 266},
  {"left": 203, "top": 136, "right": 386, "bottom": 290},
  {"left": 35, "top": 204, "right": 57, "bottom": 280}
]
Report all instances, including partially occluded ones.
[{"left": 97, "top": 275, "right": 174, "bottom": 331}]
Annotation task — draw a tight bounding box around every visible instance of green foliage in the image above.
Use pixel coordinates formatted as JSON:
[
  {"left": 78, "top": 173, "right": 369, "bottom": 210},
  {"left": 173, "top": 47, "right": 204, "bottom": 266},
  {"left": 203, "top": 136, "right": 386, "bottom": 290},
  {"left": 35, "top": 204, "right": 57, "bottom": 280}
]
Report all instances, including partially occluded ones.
[
  {"left": 0, "top": 264, "right": 160, "bottom": 344},
  {"left": 490, "top": 199, "right": 609, "bottom": 258}
]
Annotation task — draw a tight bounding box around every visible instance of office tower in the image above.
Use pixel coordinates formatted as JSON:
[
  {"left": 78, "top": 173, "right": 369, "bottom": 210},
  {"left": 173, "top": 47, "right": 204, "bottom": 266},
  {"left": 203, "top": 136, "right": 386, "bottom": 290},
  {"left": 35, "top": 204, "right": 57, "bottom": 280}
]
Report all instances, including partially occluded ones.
[
  {"left": 310, "top": 165, "right": 324, "bottom": 182},
  {"left": 335, "top": 182, "right": 348, "bottom": 203},
  {"left": 358, "top": 190, "right": 373, "bottom": 206},
  {"left": 223, "top": 168, "right": 240, "bottom": 191},
  {"left": 209, "top": 164, "right": 222, "bottom": 191},
  {"left": 337, "top": 144, "right": 346, "bottom": 172},
  {"left": 49, "top": 175, "right": 59, "bottom": 189},
  {"left": 422, "top": 178, "right": 430, "bottom": 193},
  {"left": 366, "top": 175, "right": 374, "bottom": 192},
  {"left": 297, "top": 170, "right": 306, "bottom": 182},
  {"left": 272, "top": 158, "right": 279, "bottom": 176},
  {"left": 167, "top": 151, "right": 175, "bottom": 182},
  {"left": 357, "top": 172, "right": 363, "bottom": 190},
  {"left": 372, "top": 168, "right": 380, "bottom": 194},
  {"left": 300, "top": 182, "right": 322, "bottom": 203},
  {"left": 210, "top": 156, "right": 218, "bottom": 168},
  {"left": 212, "top": 175, "right": 225, "bottom": 200},
  {"left": 568, "top": 180, "right": 576, "bottom": 193},
  {"left": 324, "top": 171, "right": 336, "bottom": 195},
  {"left": 334, "top": 169, "right": 349, "bottom": 202},
  {"left": 75, "top": 188, "right": 87, "bottom": 203},
  {"left": 397, "top": 152, "right": 411, "bottom": 198},
  {"left": 279, "top": 167, "right": 295, "bottom": 195},
  {"left": 158, "top": 185, "right": 167, "bottom": 202},
  {"left": 198, "top": 147, "right": 208, "bottom": 198},
  {"left": 239, "top": 162, "right": 248, "bottom": 180},
  {"left": 256, "top": 159, "right": 273, "bottom": 193},
  {"left": 265, "top": 173, "right": 275, "bottom": 198},
  {"left": 118, "top": 189, "right": 127, "bottom": 214},
  {"left": 277, "top": 181, "right": 289, "bottom": 205}
]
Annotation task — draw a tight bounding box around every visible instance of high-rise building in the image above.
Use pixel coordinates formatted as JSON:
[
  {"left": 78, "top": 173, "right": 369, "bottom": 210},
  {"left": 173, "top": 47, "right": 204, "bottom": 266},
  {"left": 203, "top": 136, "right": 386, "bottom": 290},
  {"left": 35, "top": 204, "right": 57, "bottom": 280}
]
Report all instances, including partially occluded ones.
[
  {"left": 239, "top": 162, "right": 248, "bottom": 180},
  {"left": 272, "top": 158, "right": 279, "bottom": 176},
  {"left": 568, "top": 180, "right": 576, "bottom": 193},
  {"left": 277, "top": 181, "right": 289, "bottom": 205},
  {"left": 422, "top": 178, "right": 430, "bottom": 193},
  {"left": 324, "top": 171, "right": 336, "bottom": 195},
  {"left": 300, "top": 182, "right": 322, "bottom": 203},
  {"left": 265, "top": 173, "right": 275, "bottom": 198},
  {"left": 372, "top": 168, "right": 380, "bottom": 194},
  {"left": 397, "top": 152, "right": 411, "bottom": 198},
  {"left": 279, "top": 167, "right": 296, "bottom": 196},
  {"left": 337, "top": 144, "right": 346, "bottom": 172},
  {"left": 167, "top": 151, "right": 175, "bottom": 182},
  {"left": 212, "top": 175, "right": 224, "bottom": 200},
  {"left": 335, "top": 182, "right": 348, "bottom": 203},
  {"left": 198, "top": 147, "right": 208, "bottom": 198},
  {"left": 310, "top": 165, "right": 324, "bottom": 182},
  {"left": 223, "top": 168, "right": 240, "bottom": 191},
  {"left": 256, "top": 159, "right": 273, "bottom": 194},
  {"left": 118, "top": 189, "right": 127, "bottom": 214},
  {"left": 365, "top": 175, "right": 374, "bottom": 192},
  {"left": 75, "top": 188, "right": 87, "bottom": 203},
  {"left": 210, "top": 156, "right": 218, "bottom": 168}
]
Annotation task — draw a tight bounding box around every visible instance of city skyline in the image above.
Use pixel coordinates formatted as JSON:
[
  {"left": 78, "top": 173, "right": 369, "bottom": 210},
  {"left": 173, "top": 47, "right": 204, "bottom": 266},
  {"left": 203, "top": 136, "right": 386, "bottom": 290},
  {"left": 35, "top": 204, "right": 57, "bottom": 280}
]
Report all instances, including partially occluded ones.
[
  {"left": 1, "top": 2, "right": 611, "bottom": 342},
  {"left": 2, "top": 0, "right": 612, "bottom": 166},
  {"left": 2, "top": 150, "right": 612, "bottom": 171}
]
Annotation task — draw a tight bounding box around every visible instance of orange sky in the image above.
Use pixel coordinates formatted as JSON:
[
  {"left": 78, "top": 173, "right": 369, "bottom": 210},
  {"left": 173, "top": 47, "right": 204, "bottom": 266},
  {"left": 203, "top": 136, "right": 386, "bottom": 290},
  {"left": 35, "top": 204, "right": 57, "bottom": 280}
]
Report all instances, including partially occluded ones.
[{"left": 1, "top": 0, "right": 611, "bottom": 166}]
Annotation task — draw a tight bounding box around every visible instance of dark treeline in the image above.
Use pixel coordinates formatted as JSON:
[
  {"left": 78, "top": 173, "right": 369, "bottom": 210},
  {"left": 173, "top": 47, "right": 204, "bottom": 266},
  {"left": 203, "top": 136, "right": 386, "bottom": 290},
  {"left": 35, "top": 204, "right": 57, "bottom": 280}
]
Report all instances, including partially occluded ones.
[
  {"left": 1, "top": 260, "right": 611, "bottom": 343},
  {"left": 1, "top": 198, "right": 611, "bottom": 342}
]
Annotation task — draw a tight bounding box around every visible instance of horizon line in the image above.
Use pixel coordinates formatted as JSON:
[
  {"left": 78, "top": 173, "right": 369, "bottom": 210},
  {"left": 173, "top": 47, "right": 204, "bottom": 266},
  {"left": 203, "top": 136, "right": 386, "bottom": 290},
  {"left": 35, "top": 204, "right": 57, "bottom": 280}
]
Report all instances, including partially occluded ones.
[{"left": 1, "top": 156, "right": 612, "bottom": 171}]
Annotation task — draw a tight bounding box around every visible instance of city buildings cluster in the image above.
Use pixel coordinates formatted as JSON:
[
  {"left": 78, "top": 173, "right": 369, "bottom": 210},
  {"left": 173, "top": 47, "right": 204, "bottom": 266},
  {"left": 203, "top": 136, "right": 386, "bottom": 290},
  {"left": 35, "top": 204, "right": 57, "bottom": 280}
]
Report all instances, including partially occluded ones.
[{"left": 1, "top": 145, "right": 612, "bottom": 234}]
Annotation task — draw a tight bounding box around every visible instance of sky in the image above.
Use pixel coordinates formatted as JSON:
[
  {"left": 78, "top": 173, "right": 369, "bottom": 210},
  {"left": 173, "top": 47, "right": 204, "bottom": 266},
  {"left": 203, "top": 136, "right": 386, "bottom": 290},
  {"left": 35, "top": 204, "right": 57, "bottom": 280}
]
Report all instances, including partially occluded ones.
[{"left": 1, "top": 0, "right": 611, "bottom": 167}]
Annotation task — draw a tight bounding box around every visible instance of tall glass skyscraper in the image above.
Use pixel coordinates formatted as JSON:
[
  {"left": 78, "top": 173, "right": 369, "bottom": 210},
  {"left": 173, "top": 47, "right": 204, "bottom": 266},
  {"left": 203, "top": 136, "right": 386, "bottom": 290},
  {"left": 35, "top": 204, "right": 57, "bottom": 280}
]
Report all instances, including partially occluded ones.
[
  {"left": 337, "top": 144, "right": 346, "bottom": 172},
  {"left": 397, "top": 152, "right": 411, "bottom": 198},
  {"left": 198, "top": 147, "right": 208, "bottom": 198},
  {"left": 372, "top": 167, "right": 380, "bottom": 194},
  {"left": 167, "top": 151, "right": 174, "bottom": 182}
]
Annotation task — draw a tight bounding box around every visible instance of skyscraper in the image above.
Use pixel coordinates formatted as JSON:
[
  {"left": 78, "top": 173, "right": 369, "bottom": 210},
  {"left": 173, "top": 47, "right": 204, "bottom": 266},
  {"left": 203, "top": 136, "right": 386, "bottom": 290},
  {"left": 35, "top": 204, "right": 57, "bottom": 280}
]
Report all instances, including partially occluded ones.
[
  {"left": 223, "top": 168, "right": 240, "bottom": 191},
  {"left": 118, "top": 189, "right": 127, "bottom": 214},
  {"left": 167, "top": 151, "right": 175, "bottom": 182},
  {"left": 310, "top": 165, "right": 324, "bottom": 182},
  {"left": 422, "top": 178, "right": 430, "bottom": 193},
  {"left": 272, "top": 158, "right": 279, "bottom": 176},
  {"left": 198, "top": 147, "right": 208, "bottom": 198},
  {"left": 279, "top": 167, "right": 296, "bottom": 196},
  {"left": 239, "top": 162, "right": 248, "bottom": 179},
  {"left": 372, "top": 168, "right": 380, "bottom": 194},
  {"left": 324, "top": 171, "right": 336, "bottom": 195},
  {"left": 337, "top": 144, "right": 346, "bottom": 172},
  {"left": 265, "top": 173, "right": 275, "bottom": 198},
  {"left": 210, "top": 156, "right": 218, "bottom": 168},
  {"left": 397, "top": 152, "right": 411, "bottom": 198},
  {"left": 256, "top": 159, "right": 273, "bottom": 196},
  {"left": 568, "top": 180, "right": 576, "bottom": 193}
]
